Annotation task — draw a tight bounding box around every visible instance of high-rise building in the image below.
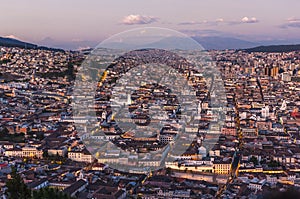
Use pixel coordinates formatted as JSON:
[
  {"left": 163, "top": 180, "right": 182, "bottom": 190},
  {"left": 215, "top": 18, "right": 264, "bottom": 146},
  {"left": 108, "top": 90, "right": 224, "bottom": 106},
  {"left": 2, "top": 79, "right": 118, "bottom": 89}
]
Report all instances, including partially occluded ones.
[
  {"left": 271, "top": 66, "right": 279, "bottom": 77},
  {"left": 261, "top": 106, "right": 270, "bottom": 118}
]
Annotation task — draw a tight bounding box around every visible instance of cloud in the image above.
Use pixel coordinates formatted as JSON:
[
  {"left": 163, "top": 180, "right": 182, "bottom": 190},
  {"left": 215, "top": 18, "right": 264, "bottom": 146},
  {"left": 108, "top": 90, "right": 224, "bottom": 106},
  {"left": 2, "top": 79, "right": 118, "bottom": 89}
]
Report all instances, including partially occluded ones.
[
  {"left": 179, "top": 19, "right": 225, "bottom": 26},
  {"left": 121, "top": 15, "right": 159, "bottom": 25},
  {"left": 227, "top": 17, "right": 259, "bottom": 25},
  {"left": 178, "top": 18, "right": 225, "bottom": 26},
  {"left": 76, "top": 46, "right": 92, "bottom": 51},
  {"left": 216, "top": 18, "right": 224, "bottom": 23},
  {"left": 178, "top": 21, "right": 206, "bottom": 25},
  {"left": 180, "top": 29, "right": 226, "bottom": 37},
  {"left": 179, "top": 17, "right": 258, "bottom": 26},
  {"left": 241, "top": 17, "right": 259, "bottom": 23},
  {"left": 280, "top": 17, "right": 300, "bottom": 28}
]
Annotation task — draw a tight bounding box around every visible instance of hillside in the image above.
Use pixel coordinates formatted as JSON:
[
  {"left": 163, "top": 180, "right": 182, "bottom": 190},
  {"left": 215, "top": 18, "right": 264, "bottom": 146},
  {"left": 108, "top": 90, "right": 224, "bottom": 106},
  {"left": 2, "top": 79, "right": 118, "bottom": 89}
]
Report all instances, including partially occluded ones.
[
  {"left": 0, "top": 37, "right": 64, "bottom": 51},
  {"left": 245, "top": 44, "right": 300, "bottom": 52}
]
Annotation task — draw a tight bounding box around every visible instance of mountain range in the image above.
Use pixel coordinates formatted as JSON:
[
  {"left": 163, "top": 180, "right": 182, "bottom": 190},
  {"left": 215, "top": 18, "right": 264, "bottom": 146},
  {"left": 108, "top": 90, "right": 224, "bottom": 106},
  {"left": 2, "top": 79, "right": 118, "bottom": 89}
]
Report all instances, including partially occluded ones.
[
  {"left": 38, "top": 36, "right": 260, "bottom": 50},
  {"left": 1, "top": 35, "right": 300, "bottom": 52}
]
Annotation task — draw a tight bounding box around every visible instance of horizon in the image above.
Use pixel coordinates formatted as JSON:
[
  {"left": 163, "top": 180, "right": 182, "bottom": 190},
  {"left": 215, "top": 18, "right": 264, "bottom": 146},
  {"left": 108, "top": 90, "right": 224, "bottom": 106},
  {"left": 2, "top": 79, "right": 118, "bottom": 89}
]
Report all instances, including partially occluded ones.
[
  {"left": 1, "top": 0, "right": 300, "bottom": 49},
  {"left": 3, "top": 33, "right": 300, "bottom": 51}
]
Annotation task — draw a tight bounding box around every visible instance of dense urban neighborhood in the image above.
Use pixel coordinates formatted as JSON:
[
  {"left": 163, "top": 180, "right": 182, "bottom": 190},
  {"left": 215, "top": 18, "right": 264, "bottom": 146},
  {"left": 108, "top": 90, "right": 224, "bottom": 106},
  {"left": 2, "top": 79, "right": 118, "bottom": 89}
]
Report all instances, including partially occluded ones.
[{"left": 0, "top": 45, "right": 299, "bottom": 199}]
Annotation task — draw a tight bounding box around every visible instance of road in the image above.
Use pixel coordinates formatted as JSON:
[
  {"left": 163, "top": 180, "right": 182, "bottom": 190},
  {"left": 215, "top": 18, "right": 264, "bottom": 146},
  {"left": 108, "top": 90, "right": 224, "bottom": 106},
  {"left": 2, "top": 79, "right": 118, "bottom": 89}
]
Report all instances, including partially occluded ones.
[{"left": 215, "top": 93, "right": 243, "bottom": 198}]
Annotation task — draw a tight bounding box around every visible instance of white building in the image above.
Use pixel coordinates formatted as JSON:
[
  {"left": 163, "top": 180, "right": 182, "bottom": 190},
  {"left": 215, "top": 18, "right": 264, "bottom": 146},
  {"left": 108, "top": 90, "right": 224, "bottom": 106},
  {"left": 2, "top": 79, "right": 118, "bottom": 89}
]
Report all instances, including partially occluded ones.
[
  {"left": 248, "top": 178, "right": 266, "bottom": 191},
  {"left": 68, "top": 149, "right": 94, "bottom": 163}
]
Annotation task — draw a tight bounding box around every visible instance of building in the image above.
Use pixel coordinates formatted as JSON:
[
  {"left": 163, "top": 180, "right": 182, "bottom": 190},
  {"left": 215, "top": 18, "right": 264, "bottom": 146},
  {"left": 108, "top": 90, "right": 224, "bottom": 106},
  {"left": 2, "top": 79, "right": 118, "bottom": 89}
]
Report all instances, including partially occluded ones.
[
  {"left": 213, "top": 160, "right": 231, "bottom": 174},
  {"left": 48, "top": 147, "right": 68, "bottom": 157},
  {"left": 68, "top": 148, "right": 94, "bottom": 163},
  {"left": 5, "top": 146, "right": 43, "bottom": 158},
  {"left": 63, "top": 179, "right": 88, "bottom": 197},
  {"left": 248, "top": 178, "right": 266, "bottom": 191},
  {"left": 27, "top": 179, "right": 49, "bottom": 190},
  {"left": 281, "top": 72, "right": 292, "bottom": 82}
]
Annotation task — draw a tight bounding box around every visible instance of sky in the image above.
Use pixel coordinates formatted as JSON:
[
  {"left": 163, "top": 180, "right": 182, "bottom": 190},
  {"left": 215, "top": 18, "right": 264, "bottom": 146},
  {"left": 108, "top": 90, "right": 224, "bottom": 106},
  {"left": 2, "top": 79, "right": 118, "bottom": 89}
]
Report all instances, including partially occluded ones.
[{"left": 1, "top": 0, "right": 300, "bottom": 49}]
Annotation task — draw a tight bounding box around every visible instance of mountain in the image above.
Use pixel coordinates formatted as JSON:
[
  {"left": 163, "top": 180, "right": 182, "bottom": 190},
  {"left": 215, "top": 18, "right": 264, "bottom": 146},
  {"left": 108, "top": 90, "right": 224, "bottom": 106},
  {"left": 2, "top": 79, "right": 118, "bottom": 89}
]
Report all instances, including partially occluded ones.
[
  {"left": 0, "top": 37, "right": 64, "bottom": 51},
  {"left": 99, "top": 36, "right": 259, "bottom": 51},
  {"left": 98, "top": 37, "right": 199, "bottom": 50},
  {"left": 39, "top": 37, "right": 97, "bottom": 51},
  {"left": 245, "top": 44, "right": 300, "bottom": 52},
  {"left": 143, "top": 37, "right": 205, "bottom": 50},
  {"left": 2, "top": 35, "right": 300, "bottom": 52},
  {"left": 192, "top": 36, "right": 259, "bottom": 50},
  {"left": 0, "top": 37, "right": 38, "bottom": 49},
  {"left": 257, "top": 38, "right": 300, "bottom": 46}
]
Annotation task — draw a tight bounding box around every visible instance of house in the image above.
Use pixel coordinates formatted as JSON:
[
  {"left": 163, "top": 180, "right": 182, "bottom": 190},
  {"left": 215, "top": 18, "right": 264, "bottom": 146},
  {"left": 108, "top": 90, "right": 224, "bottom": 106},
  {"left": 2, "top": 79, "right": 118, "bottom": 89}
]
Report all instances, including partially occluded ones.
[
  {"left": 221, "top": 127, "right": 236, "bottom": 136},
  {"left": 91, "top": 163, "right": 107, "bottom": 171},
  {"left": 248, "top": 178, "right": 266, "bottom": 191},
  {"left": 157, "top": 189, "right": 191, "bottom": 198},
  {"left": 266, "top": 175, "right": 278, "bottom": 185},
  {"left": 27, "top": 179, "right": 49, "bottom": 190},
  {"left": 91, "top": 187, "right": 126, "bottom": 199},
  {"left": 63, "top": 179, "right": 88, "bottom": 197}
]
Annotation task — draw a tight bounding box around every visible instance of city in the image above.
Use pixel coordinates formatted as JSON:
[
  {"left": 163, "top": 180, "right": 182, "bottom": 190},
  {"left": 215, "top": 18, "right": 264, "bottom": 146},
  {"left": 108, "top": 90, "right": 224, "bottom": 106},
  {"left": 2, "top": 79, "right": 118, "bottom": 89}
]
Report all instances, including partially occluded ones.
[
  {"left": 1, "top": 0, "right": 300, "bottom": 198},
  {"left": 0, "top": 43, "right": 299, "bottom": 198}
]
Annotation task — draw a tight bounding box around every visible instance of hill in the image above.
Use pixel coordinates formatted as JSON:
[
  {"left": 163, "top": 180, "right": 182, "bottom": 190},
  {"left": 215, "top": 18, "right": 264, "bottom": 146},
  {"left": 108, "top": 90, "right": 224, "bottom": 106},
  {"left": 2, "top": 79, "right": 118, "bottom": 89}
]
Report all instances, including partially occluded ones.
[
  {"left": 192, "top": 36, "right": 258, "bottom": 50},
  {"left": 0, "top": 37, "right": 64, "bottom": 52},
  {"left": 245, "top": 44, "right": 300, "bottom": 52}
]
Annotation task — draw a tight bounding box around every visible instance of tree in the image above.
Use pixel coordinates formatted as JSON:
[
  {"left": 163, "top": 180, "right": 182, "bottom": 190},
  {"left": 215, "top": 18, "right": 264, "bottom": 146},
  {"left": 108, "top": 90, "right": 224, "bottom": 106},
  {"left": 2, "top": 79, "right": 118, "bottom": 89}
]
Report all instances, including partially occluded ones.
[
  {"left": 36, "top": 132, "right": 45, "bottom": 140},
  {"left": 268, "top": 160, "right": 280, "bottom": 168},
  {"left": 6, "top": 166, "right": 31, "bottom": 199},
  {"left": 166, "top": 168, "right": 172, "bottom": 175},
  {"left": 0, "top": 127, "right": 9, "bottom": 135},
  {"left": 32, "top": 187, "right": 73, "bottom": 199},
  {"left": 260, "top": 159, "right": 266, "bottom": 165},
  {"left": 249, "top": 156, "right": 258, "bottom": 165},
  {"left": 42, "top": 150, "right": 49, "bottom": 158}
]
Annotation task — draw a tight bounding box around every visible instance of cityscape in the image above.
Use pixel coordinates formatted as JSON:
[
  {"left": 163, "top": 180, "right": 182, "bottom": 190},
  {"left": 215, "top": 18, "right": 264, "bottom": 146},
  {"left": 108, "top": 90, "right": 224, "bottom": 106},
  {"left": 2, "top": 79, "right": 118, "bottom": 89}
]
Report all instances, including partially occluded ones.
[{"left": 1, "top": 1, "right": 300, "bottom": 199}]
